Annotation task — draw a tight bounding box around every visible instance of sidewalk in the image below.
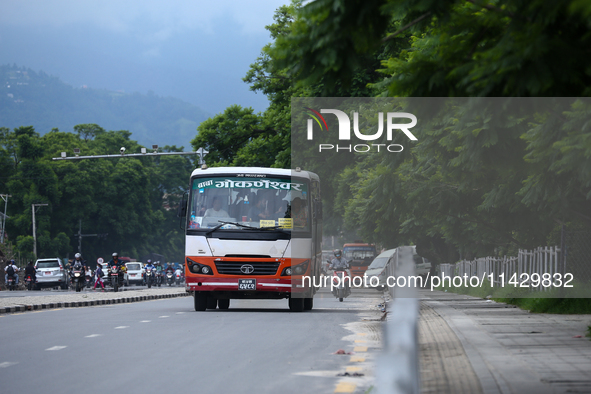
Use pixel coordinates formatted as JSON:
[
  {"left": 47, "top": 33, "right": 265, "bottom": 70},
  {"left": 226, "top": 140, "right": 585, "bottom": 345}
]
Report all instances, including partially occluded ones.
[
  {"left": 0, "top": 287, "right": 189, "bottom": 313},
  {"left": 419, "top": 290, "right": 591, "bottom": 394}
]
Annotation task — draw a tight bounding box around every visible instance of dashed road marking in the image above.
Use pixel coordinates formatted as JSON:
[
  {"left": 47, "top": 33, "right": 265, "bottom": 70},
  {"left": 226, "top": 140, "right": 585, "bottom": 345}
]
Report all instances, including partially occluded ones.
[
  {"left": 140, "top": 320, "right": 151, "bottom": 323},
  {"left": 158, "top": 316, "right": 169, "bottom": 318},
  {"left": 345, "top": 366, "right": 362, "bottom": 373},
  {"left": 114, "top": 326, "right": 129, "bottom": 329},
  {"left": 85, "top": 334, "right": 102, "bottom": 338},
  {"left": 356, "top": 333, "right": 367, "bottom": 336},
  {"left": 175, "top": 312, "right": 185, "bottom": 314},
  {"left": 354, "top": 339, "right": 366, "bottom": 343},
  {"left": 0, "top": 362, "right": 18, "bottom": 368},
  {"left": 353, "top": 346, "right": 368, "bottom": 352},
  {"left": 334, "top": 382, "right": 356, "bottom": 393},
  {"left": 349, "top": 356, "right": 365, "bottom": 362},
  {"left": 46, "top": 346, "right": 67, "bottom": 351}
]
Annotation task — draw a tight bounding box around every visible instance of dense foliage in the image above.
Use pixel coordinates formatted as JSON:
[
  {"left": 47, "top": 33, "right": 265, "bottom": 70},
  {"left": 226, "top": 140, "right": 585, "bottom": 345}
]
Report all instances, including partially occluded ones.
[
  {"left": 0, "top": 125, "right": 193, "bottom": 263},
  {"left": 199, "top": 0, "right": 591, "bottom": 263}
]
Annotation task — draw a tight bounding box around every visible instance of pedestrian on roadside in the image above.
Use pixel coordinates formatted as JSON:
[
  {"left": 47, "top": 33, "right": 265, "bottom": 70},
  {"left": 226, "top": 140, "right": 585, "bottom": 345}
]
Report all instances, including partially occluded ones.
[{"left": 93, "top": 263, "right": 105, "bottom": 291}]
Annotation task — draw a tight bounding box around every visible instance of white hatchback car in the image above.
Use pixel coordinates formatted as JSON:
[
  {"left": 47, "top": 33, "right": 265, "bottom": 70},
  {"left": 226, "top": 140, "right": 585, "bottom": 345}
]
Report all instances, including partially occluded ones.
[{"left": 125, "top": 262, "right": 144, "bottom": 286}]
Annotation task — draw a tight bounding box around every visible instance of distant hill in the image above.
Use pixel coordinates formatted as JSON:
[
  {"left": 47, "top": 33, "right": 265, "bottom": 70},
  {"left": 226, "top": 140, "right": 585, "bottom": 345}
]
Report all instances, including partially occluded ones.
[{"left": 0, "top": 64, "right": 210, "bottom": 149}]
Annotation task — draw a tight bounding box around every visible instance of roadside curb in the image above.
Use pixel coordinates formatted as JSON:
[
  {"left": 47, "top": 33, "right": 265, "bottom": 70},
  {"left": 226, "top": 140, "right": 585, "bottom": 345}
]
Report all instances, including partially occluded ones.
[{"left": 0, "top": 291, "right": 190, "bottom": 314}]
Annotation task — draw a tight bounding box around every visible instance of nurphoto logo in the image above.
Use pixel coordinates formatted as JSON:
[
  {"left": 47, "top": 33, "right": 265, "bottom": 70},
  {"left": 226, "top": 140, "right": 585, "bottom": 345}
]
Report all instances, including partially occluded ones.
[{"left": 305, "top": 107, "right": 418, "bottom": 153}]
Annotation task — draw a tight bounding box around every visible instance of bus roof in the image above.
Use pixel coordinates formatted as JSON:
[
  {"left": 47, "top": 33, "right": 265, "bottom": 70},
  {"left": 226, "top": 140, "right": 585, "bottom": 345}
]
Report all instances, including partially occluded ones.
[{"left": 190, "top": 167, "right": 319, "bottom": 181}]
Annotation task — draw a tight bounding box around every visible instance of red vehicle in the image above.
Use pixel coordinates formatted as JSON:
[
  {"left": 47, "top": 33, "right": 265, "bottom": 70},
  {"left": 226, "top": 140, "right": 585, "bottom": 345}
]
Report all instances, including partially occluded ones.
[{"left": 343, "top": 243, "right": 377, "bottom": 278}]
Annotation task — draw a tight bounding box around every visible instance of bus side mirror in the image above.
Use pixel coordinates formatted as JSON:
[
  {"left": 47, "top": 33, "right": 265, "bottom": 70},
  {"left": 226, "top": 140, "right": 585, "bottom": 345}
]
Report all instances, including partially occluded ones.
[
  {"left": 177, "top": 199, "right": 187, "bottom": 218},
  {"left": 314, "top": 200, "right": 323, "bottom": 220}
]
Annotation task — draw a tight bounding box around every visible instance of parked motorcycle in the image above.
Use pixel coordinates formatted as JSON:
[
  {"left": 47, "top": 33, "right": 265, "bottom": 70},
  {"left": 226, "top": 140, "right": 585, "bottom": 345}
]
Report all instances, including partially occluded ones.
[
  {"left": 145, "top": 267, "right": 154, "bottom": 288},
  {"left": 166, "top": 272, "right": 174, "bottom": 286},
  {"left": 332, "top": 269, "right": 351, "bottom": 302},
  {"left": 71, "top": 267, "right": 85, "bottom": 292}
]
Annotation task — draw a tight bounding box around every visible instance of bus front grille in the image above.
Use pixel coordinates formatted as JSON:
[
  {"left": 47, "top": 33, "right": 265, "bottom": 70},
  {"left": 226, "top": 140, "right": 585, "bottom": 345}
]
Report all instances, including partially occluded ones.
[{"left": 215, "top": 261, "right": 280, "bottom": 276}]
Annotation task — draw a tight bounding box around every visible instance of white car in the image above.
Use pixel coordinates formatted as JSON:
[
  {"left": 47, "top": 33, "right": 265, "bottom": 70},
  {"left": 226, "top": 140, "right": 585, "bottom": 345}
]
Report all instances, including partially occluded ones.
[
  {"left": 364, "top": 249, "right": 396, "bottom": 290},
  {"left": 35, "top": 258, "right": 69, "bottom": 290},
  {"left": 125, "top": 262, "right": 144, "bottom": 286},
  {"left": 364, "top": 246, "right": 432, "bottom": 290}
]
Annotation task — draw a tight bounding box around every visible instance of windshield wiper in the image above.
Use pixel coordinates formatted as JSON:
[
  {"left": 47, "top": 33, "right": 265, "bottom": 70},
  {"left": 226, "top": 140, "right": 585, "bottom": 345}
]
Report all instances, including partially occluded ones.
[{"left": 205, "top": 221, "right": 290, "bottom": 234}]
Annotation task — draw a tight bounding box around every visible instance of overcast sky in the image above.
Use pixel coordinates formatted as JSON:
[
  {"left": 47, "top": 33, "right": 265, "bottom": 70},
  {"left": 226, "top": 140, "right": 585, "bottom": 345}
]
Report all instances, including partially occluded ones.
[{"left": 0, "top": 0, "right": 289, "bottom": 114}]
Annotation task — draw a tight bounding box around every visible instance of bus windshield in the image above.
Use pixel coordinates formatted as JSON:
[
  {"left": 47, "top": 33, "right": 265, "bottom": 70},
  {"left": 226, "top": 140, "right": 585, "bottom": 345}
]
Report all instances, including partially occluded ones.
[
  {"left": 188, "top": 176, "right": 310, "bottom": 232},
  {"left": 344, "top": 246, "right": 376, "bottom": 260}
]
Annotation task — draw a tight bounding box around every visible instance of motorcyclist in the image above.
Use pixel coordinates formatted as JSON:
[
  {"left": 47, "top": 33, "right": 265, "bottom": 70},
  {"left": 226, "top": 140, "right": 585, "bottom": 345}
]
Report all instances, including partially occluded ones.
[
  {"left": 4, "top": 259, "right": 19, "bottom": 285},
  {"left": 84, "top": 265, "right": 93, "bottom": 287},
  {"left": 24, "top": 261, "right": 37, "bottom": 285},
  {"left": 107, "top": 252, "right": 125, "bottom": 283},
  {"left": 71, "top": 253, "right": 86, "bottom": 270},
  {"left": 155, "top": 262, "right": 163, "bottom": 285},
  {"left": 329, "top": 249, "right": 350, "bottom": 272},
  {"left": 174, "top": 266, "right": 183, "bottom": 284},
  {"left": 165, "top": 263, "right": 175, "bottom": 284},
  {"left": 329, "top": 249, "right": 350, "bottom": 296},
  {"left": 144, "top": 259, "right": 155, "bottom": 282},
  {"left": 108, "top": 252, "right": 123, "bottom": 269}
]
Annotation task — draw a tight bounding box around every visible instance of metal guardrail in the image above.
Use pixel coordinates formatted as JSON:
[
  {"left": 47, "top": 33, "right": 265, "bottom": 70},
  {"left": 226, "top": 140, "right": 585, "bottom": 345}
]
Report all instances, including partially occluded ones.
[{"left": 377, "top": 246, "right": 420, "bottom": 394}]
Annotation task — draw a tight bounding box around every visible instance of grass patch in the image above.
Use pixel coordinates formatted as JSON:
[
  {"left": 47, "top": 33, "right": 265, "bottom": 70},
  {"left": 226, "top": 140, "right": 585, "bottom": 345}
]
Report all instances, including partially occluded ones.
[{"left": 435, "top": 280, "right": 591, "bottom": 314}]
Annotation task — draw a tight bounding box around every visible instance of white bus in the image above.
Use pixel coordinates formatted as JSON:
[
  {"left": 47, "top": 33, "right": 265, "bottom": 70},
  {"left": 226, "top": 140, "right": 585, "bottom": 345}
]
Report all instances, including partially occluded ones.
[{"left": 180, "top": 167, "right": 322, "bottom": 312}]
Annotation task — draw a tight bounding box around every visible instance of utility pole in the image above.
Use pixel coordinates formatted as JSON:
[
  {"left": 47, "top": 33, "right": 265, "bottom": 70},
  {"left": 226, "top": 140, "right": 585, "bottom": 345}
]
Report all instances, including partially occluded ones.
[
  {"left": 32, "top": 203, "right": 48, "bottom": 259},
  {"left": 0, "top": 194, "right": 11, "bottom": 244},
  {"left": 73, "top": 219, "right": 106, "bottom": 254}
]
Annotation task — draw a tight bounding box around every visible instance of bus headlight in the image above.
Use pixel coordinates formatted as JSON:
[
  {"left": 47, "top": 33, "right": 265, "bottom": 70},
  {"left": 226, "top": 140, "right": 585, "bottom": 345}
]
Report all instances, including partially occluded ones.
[
  {"left": 187, "top": 258, "right": 213, "bottom": 275},
  {"left": 281, "top": 260, "right": 309, "bottom": 276}
]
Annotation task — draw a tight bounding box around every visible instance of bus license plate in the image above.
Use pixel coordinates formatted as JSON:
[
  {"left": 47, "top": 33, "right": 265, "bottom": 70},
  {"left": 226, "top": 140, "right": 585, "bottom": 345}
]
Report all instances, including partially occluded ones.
[{"left": 238, "top": 279, "right": 256, "bottom": 290}]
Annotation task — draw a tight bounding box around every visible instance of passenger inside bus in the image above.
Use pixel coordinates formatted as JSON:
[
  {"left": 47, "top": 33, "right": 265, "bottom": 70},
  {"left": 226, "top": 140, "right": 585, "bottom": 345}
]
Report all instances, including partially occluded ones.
[
  {"left": 292, "top": 197, "right": 307, "bottom": 227},
  {"left": 204, "top": 197, "right": 230, "bottom": 217},
  {"left": 251, "top": 193, "right": 272, "bottom": 220}
]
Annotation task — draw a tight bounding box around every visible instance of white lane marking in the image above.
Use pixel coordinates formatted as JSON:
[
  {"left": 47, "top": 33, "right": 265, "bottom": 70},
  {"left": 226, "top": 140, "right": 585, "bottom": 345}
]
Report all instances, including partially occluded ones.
[
  {"left": 158, "top": 316, "right": 169, "bottom": 318},
  {"left": 46, "top": 346, "right": 67, "bottom": 351},
  {"left": 175, "top": 312, "right": 185, "bottom": 315},
  {"left": 140, "top": 320, "right": 151, "bottom": 323},
  {"left": 0, "top": 362, "right": 19, "bottom": 368},
  {"left": 85, "top": 334, "right": 102, "bottom": 338},
  {"left": 114, "top": 326, "right": 129, "bottom": 329}
]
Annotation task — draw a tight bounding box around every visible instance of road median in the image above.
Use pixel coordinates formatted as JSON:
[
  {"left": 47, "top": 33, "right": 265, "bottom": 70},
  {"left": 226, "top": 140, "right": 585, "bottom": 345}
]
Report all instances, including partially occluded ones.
[{"left": 0, "top": 287, "right": 189, "bottom": 314}]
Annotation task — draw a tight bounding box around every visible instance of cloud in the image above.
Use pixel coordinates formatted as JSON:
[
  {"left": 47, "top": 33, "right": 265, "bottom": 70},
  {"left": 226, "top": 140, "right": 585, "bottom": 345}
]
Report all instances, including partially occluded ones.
[{"left": 0, "top": 0, "right": 287, "bottom": 35}]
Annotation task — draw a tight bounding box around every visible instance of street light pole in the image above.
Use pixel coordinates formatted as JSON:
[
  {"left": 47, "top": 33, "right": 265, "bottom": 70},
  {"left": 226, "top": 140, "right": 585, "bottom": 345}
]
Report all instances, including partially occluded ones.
[
  {"left": 32, "top": 203, "right": 48, "bottom": 260},
  {"left": 0, "top": 194, "right": 11, "bottom": 244}
]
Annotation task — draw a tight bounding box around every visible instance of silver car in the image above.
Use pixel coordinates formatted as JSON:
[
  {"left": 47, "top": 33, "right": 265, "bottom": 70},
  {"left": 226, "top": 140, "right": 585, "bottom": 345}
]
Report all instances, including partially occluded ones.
[{"left": 35, "top": 258, "right": 69, "bottom": 290}]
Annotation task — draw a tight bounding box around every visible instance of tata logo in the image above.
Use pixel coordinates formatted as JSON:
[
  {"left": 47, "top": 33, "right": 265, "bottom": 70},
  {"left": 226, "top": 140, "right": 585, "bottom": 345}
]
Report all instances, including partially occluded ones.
[
  {"left": 240, "top": 264, "right": 255, "bottom": 274},
  {"left": 305, "top": 108, "right": 417, "bottom": 153}
]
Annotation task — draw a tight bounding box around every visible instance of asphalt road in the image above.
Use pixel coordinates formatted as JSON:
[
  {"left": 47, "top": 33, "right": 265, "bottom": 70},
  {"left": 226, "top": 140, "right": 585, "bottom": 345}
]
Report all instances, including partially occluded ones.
[{"left": 0, "top": 288, "right": 383, "bottom": 394}]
